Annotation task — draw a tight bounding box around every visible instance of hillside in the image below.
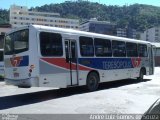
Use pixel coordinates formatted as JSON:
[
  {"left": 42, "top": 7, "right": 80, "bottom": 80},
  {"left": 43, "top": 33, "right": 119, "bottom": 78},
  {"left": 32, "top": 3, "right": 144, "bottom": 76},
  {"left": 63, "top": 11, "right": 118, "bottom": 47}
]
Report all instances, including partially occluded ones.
[
  {"left": 1, "top": 1, "right": 160, "bottom": 31},
  {"left": 32, "top": 1, "right": 160, "bottom": 31}
]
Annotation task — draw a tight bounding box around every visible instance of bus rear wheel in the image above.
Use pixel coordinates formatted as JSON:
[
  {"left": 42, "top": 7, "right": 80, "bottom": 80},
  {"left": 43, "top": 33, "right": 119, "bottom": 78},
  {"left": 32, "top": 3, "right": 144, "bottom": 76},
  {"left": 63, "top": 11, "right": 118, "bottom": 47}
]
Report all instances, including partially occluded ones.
[
  {"left": 86, "top": 72, "right": 99, "bottom": 92},
  {"left": 137, "top": 69, "right": 144, "bottom": 81}
]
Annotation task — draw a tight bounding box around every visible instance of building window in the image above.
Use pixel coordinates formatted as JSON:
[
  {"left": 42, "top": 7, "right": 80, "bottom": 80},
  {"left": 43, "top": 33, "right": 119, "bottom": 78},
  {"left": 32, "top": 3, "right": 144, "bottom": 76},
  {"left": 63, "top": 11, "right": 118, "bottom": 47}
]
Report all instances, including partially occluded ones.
[
  {"left": 155, "top": 29, "right": 159, "bottom": 32},
  {"left": 155, "top": 33, "right": 159, "bottom": 36}
]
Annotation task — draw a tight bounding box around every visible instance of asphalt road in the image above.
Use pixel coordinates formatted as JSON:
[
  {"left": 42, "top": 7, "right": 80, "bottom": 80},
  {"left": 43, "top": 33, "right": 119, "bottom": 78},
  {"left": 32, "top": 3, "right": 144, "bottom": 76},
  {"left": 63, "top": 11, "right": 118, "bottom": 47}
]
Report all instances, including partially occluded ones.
[
  {"left": 0, "top": 68, "right": 159, "bottom": 120},
  {"left": 0, "top": 79, "right": 148, "bottom": 109}
]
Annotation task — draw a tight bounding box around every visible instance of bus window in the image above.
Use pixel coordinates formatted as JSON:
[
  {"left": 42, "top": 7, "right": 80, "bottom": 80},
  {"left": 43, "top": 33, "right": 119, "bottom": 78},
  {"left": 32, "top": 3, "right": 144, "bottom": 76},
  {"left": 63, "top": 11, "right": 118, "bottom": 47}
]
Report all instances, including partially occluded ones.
[
  {"left": 94, "top": 38, "right": 112, "bottom": 57},
  {"left": 4, "top": 29, "right": 28, "bottom": 55},
  {"left": 126, "top": 42, "right": 138, "bottom": 57},
  {"left": 4, "top": 35, "right": 13, "bottom": 55},
  {"left": 14, "top": 29, "right": 29, "bottom": 54},
  {"left": 79, "top": 36, "right": 94, "bottom": 57},
  {"left": 138, "top": 44, "right": 148, "bottom": 57},
  {"left": 112, "top": 40, "right": 126, "bottom": 57},
  {"left": 40, "top": 32, "right": 63, "bottom": 56}
]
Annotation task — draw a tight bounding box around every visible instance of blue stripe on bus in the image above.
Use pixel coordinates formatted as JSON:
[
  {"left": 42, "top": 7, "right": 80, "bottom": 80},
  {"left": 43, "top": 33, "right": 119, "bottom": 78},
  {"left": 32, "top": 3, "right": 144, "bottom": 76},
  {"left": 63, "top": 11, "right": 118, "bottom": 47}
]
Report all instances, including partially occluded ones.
[
  {"left": 79, "top": 58, "right": 134, "bottom": 70},
  {"left": 19, "top": 55, "right": 29, "bottom": 67}
]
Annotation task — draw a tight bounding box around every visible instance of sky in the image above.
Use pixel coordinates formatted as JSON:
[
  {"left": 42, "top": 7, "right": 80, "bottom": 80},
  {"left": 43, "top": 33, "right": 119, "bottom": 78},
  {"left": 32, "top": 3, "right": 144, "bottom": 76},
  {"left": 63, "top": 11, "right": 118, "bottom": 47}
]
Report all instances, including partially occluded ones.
[{"left": 0, "top": 0, "right": 160, "bottom": 9}]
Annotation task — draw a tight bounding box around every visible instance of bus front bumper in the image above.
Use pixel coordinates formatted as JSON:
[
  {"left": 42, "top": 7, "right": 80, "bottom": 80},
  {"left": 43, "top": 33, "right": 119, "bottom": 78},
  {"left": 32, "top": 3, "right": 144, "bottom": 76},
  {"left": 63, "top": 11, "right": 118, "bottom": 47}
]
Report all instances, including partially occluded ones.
[{"left": 5, "top": 77, "right": 39, "bottom": 87}]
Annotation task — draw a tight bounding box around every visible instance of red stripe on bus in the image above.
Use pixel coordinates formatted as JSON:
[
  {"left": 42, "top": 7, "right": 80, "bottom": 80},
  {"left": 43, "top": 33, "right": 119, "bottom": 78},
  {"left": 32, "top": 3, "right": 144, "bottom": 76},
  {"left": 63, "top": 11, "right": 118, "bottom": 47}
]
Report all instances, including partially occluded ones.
[
  {"left": 131, "top": 58, "right": 141, "bottom": 68},
  {"left": 41, "top": 58, "right": 92, "bottom": 71}
]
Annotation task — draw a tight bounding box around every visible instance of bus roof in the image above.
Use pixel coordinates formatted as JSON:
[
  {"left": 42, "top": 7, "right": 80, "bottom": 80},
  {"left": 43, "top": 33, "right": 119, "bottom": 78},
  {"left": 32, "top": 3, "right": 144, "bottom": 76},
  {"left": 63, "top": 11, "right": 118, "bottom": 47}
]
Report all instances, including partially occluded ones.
[
  {"left": 33, "top": 25, "right": 150, "bottom": 44},
  {"left": 7, "top": 25, "right": 150, "bottom": 44}
]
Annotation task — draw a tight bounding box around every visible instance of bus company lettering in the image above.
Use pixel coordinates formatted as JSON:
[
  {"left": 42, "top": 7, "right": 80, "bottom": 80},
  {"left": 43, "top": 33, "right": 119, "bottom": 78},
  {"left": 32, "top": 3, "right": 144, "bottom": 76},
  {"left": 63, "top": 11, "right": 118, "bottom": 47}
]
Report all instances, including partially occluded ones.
[
  {"left": 10, "top": 56, "right": 23, "bottom": 67},
  {"left": 103, "top": 60, "right": 132, "bottom": 70}
]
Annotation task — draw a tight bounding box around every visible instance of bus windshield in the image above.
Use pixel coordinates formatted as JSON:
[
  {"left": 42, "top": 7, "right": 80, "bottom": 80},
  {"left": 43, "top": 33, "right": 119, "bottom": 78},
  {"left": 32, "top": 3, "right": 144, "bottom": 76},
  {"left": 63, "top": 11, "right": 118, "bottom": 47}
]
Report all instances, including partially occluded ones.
[{"left": 4, "top": 29, "right": 29, "bottom": 55}]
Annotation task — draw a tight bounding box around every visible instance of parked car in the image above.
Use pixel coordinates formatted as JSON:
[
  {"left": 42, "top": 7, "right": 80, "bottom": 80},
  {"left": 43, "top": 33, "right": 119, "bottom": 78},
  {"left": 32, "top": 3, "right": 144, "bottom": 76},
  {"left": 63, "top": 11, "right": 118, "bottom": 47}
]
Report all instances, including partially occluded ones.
[{"left": 141, "top": 98, "right": 160, "bottom": 120}]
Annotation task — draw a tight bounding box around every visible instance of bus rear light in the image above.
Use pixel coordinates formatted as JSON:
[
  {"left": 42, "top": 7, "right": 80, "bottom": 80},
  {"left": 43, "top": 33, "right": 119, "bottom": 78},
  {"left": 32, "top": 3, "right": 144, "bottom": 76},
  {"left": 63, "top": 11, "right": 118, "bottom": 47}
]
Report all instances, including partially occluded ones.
[
  {"left": 30, "top": 65, "right": 35, "bottom": 69},
  {"left": 29, "top": 65, "right": 35, "bottom": 73},
  {"left": 29, "top": 69, "right": 32, "bottom": 73}
]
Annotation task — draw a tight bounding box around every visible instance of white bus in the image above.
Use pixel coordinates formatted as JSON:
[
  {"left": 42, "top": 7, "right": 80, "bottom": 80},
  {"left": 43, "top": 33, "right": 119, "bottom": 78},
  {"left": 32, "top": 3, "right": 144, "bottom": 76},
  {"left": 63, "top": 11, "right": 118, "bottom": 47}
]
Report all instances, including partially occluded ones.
[
  {"left": 4, "top": 25, "right": 154, "bottom": 91},
  {"left": 0, "top": 49, "right": 4, "bottom": 77}
]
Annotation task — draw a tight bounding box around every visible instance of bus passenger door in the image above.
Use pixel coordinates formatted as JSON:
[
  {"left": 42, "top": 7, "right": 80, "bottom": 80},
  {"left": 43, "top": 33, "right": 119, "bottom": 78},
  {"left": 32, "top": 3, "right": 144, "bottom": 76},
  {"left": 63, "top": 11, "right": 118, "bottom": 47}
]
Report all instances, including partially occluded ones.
[
  {"left": 148, "top": 45, "right": 154, "bottom": 75},
  {"left": 65, "top": 40, "right": 78, "bottom": 86}
]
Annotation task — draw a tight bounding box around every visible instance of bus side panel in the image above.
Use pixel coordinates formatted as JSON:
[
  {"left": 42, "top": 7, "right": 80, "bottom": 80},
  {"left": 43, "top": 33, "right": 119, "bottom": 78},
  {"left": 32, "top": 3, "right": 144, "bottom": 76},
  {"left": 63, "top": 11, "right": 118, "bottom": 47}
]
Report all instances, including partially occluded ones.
[
  {"left": 78, "top": 57, "right": 151, "bottom": 84},
  {"left": 141, "top": 57, "right": 150, "bottom": 76},
  {"left": 28, "top": 26, "right": 40, "bottom": 87},
  {"left": 102, "top": 69, "right": 131, "bottom": 82},
  {"left": 38, "top": 59, "right": 68, "bottom": 88},
  {"left": 130, "top": 67, "right": 140, "bottom": 78},
  {"left": 78, "top": 71, "right": 89, "bottom": 86},
  {"left": 39, "top": 74, "right": 67, "bottom": 88}
]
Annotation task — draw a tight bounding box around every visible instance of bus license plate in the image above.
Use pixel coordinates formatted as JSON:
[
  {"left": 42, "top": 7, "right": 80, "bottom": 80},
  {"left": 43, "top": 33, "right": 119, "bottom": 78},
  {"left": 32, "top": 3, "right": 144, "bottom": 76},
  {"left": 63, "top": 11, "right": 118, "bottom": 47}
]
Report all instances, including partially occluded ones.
[{"left": 14, "top": 73, "right": 19, "bottom": 77}]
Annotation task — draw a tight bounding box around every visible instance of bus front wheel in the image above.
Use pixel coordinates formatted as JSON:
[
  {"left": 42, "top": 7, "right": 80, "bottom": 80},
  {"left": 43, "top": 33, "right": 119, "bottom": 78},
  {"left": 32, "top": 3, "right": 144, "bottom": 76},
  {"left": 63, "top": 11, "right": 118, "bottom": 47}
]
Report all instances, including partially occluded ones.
[{"left": 86, "top": 72, "right": 99, "bottom": 92}]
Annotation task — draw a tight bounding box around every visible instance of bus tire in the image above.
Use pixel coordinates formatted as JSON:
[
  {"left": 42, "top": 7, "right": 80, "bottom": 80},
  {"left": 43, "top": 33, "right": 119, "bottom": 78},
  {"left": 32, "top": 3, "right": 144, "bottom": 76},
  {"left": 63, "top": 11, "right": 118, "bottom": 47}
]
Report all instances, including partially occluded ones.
[
  {"left": 86, "top": 72, "right": 99, "bottom": 92},
  {"left": 18, "top": 85, "right": 31, "bottom": 88},
  {"left": 137, "top": 69, "right": 144, "bottom": 81}
]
